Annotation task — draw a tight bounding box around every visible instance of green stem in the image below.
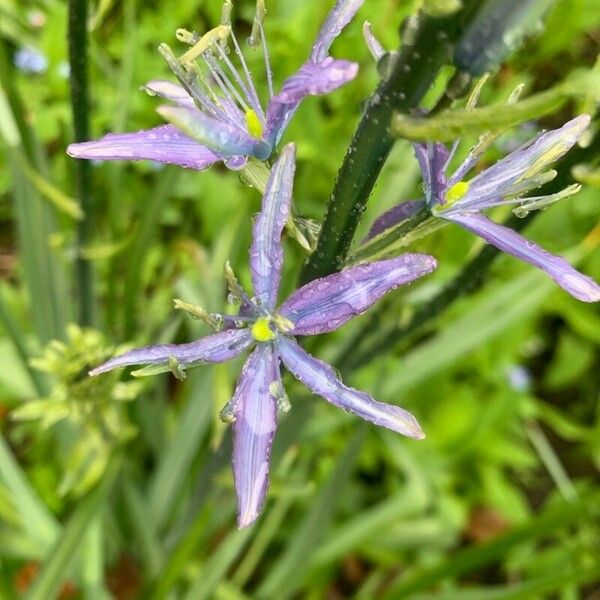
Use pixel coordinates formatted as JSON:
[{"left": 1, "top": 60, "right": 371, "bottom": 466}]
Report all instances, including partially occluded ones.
[
  {"left": 346, "top": 207, "right": 432, "bottom": 264},
  {"left": 69, "top": 0, "right": 95, "bottom": 325},
  {"left": 241, "top": 158, "right": 271, "bottom": 194},
  {"left": 299, "top": 3, "right": 480, "bottom": 285}
]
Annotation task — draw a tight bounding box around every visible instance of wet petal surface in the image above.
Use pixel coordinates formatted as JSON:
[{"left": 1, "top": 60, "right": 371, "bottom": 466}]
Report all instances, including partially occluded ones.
[
  {"left": 447, "top": 212, "right": 600, "bottom": 302},
  {"left": 67, "top": 125, "right": 221, "bottom": 170},
  {"left": 232, "top": 344, "right": 279, "bottom": 528},
  {"left": 278, "top": 337, "right": 424, "bottom": 439},
  {"left": 311, "top": 0, "right": 365, "bottom": 63},
  {"left": 280, "top": 254, "right": 437, "bottom": 335},
  {"left": 157, "top": 105, "right": 270, "bottom": 159},
  {"left": 250, "top": 144, "right": 296, "bottom": 311},
  {"left": 89, "top": 329, "right": 254, "bottom": 376}
]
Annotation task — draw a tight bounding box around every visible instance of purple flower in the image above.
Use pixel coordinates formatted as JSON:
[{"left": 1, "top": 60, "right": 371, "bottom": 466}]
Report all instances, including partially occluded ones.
[
  {"left": 90, "top": 144, "right": 437, "bottom": 527},
  {"left": 368, "top": 115, "right": 600, "bottom": 302},
  {"left": 67, "top": 0, "right": 363, "bottom": 171}
]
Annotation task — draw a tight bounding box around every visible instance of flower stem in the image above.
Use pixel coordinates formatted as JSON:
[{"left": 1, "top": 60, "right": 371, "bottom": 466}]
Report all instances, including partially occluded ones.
[
  {"left": 241, "top": 158, "right": 271, "bottom": 194},
  {"left": 69, "top": 0, "right": 94, "bottom": 325},
  {"left": 346, "top": 207, "right": 433, "bottom": 265},
  {"left": 299, "top": 3, "right": 480, "bottom": 285}
]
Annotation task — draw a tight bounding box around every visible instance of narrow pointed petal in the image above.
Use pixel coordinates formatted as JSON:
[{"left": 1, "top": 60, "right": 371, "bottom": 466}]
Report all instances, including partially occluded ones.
[
  {"left": 265, "top": 58, "right": 358, "bottom": 145},
  {"left": 89, "top": 329, "right": 254, "bottom": 376},
  {"left": 414, "top": 142, "right": 449, "bottom": 204},
  {"left": 143, "top": 80, "right": 195, "bottom": 108},
  {"left": 458, "top": 115, "right": 590, "bottom": 208},
  {"left": 67, "top": 125, "right": 221, "bottom": 170},
  {"left": 157, "top": 105, "right": 271, "bottom": 160},
  {"left": 362, "top": 21, "right": 385, "bottom": 61},
  {"left": 366, "top": 199, "right": 426, "bottom": 241},
  {"left": 232, "top": 344, "right": 279, "bottom": 528},
  {"left": 278, "top": 337, "right": 424, "bottom": 439},
  {"left": 280, "top": 254, "right": 437, "bottom": 335},
  {"left": 274, "top": 58, "right": 358, "bottom": 104},
  {"left": 250, "top": 144, "right": 296, "bottom": 310},
  {"left": 447, "top": 212, "right": 600, "bottom": 302},
  {"left": 311, "top": 0, "right": 365, "bottom": 63}
]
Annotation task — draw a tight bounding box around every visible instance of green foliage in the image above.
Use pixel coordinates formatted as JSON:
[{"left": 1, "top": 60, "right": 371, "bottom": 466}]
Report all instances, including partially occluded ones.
[{"left": 12, "top": 324, "right": 140, "bottom": 496}]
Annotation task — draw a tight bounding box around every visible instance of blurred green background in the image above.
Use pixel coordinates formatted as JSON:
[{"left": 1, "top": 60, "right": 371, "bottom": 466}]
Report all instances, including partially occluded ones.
[{"left": 0, "top": 0, "right": 599, "bottom": 598}]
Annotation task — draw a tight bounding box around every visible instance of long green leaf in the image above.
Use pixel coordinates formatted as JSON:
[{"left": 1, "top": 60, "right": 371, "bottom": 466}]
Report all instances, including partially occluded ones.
[
  {"left": 383, "top": 490, "right": 600, "bottom": 598},
  {"left": 257, "top": 428, "right": 365, "bottom": 599},
  {"left": 148, "top": 369, "right": 213, "bottom": 530},
  {"left": 410, "top": 566, "right": 600, "bottom": 599},
  {"left": 392, "top": 68, "right": 600, "bottom": 141},
  {"left": 379, "top": 268, "right": 553, "bottom": 399},
  {"left": 0, "top": 434, "right": 60, "bottom": 553},
  {"left": 25, "top": 462, "right": 119, "bottom": 600}
]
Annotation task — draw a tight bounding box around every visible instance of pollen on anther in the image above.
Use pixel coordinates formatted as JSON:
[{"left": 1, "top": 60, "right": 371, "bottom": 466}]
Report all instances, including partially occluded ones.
[
  {"left": 251, "top": 317, "right": 275, "bottom": 342},
  {"left": 245, "top": 109, "right": 264, "bottom": 139},
  {"left": 445, "top": 180, "right": 470, "bottom": 205}
]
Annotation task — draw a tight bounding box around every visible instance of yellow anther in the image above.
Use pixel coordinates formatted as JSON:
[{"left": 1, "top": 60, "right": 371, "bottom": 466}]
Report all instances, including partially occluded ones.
[
  {"left": 179, "top": 25, "right": 230, "bottom": 65},
  {"left": 245, "top": 109, "right": 264, "bottom": 139},
  {"left": 274, "top": 314, "right": 295, "bottom": 332},
  {"left": 251, "top": 318, "right": 275, "bottom": 342},
  {"left": 445, "top": 180, "right": 470, "bottom": 205}
]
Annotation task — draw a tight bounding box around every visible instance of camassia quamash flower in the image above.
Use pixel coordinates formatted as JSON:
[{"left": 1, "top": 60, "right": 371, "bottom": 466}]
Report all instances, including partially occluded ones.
[
  {"left": 367, "top": 115, "right": 600, "bottom": 303},
  {"left": 68, "top": 0, "right": 364, "bottom": 172},
  {"left": 90, "top": 144, "right": 438, "bottom": 527}
]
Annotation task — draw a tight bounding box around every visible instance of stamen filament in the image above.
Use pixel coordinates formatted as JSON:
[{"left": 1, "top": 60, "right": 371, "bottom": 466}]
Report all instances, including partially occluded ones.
[
  {"left": 259, "top": 22, "right": 274, "bottom": 99},
  {"left": 229, "top": 28, "right": 265, "bottom": 119},
  {"left": 204, "top": 53, "right": 250, "bottom": 114},
  {"left": 215, "top": 43, "right": 265, "bottom": 121},
  {"left": 158, "top": 43, "right": 221, "bottom": 120}
]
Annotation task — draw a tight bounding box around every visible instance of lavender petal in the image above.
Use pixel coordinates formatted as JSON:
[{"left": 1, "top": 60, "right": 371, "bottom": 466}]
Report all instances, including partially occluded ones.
[
  {"left": 89, "top": 329, "right": 254, "bottom": 376},
  {"left": 143, "top": 80, "right": 195, "bottom": 108},
  {"left": 265, "top": 58, "right": 358, "bottom": 146},
  {"left": 250, "top": 144, "right": 296, "bottom": 310},
  {"left": 447, "top": 212, "right": 600, "bottom": 303},
  {"left": 311, "top": 0, "right": 365, "bottom": 63},
  {"left": 280, "top": 254, "right": 437, "bottom": 335},
  {"left": 273, "top": 58, "right": 358, "bottom": 104},
  {"left": 157, "top": 105, "right": 271, "bottom": 160},
  {"left": 414, "top": 142, "right": 450, "bottom": 205},
  {"left": 67, "top": 125, "right": 221, "bottom": 170},
  {"left": 278, "top": 337, "right": 424, "bottom": 439},
  {"left": 366, "top": 199, "right": 427, "bottom": 241},
  {"left": 232, "top": 344, "right": 279, "bottom": 528},
  {"left": 457, "top": 115, "right": 590, "bottom": 209}
]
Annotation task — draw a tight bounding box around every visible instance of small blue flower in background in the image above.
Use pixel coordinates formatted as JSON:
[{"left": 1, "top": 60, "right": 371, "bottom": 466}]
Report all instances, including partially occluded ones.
[
  {"left": 68, "top": 0, "right": 363, "bottom": 171},
  {"left": 14, "top": 47, "right": 48, "bottom": 74},
  {"left": 506, "top": 365, "right": 531, "bottom": 393},
  {"left": 368, "top": 115, "right": 600, "bottom": 303},
  {"left": 89, "top": 144, "right": 438, "bottom": 527}
]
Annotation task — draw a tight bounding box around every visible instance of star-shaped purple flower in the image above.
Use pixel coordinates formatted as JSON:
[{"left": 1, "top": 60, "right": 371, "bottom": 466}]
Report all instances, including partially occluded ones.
[
  {"left": 90, "top": 144, "right": 437, "bottom": 527},
  {"left": 368, "top": 115, "right": 600, "bottom": 302},
  {"left": 67, "top": 0, "right": 363, "bottom": 172}
]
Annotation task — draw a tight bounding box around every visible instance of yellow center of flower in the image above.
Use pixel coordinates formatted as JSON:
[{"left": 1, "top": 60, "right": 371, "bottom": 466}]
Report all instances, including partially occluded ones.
[
  {"left": 251, "top": 317, "right": 275, "bottom": 342},
  {"left": 245, "top": 109, "right": 264, "bottom": 139},
  {"left": 445, "top": 180, "right": 470, "bottom": 205}
]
